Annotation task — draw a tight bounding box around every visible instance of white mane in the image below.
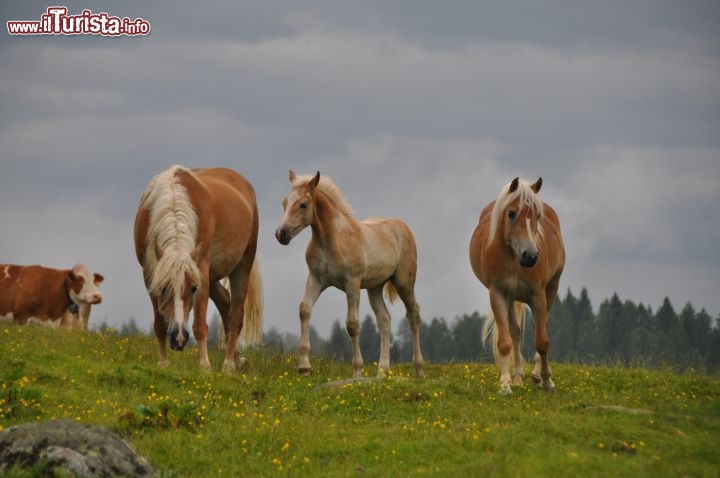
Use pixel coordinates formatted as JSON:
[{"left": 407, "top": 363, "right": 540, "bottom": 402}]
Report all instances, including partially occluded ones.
[
  {"left": 292, "top": 174, "right": 354, "bottom": 216},
  {"left": 487, "top": 179, "right": 545, "bottom": 244},
  {"left": 140, "top": 165, "right": 202, "bottom": 305}
]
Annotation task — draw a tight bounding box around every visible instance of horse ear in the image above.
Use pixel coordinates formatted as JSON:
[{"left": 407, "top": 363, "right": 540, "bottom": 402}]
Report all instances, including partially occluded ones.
[
  {"left": 289, "top": 170, "right": 296, "bottom": 182},
  {"left": 531, "top": 177, "right": 542, "bottom": 193},
  {"left": 509, "top": 177, "right": 520, "bottom": 193},
  {"left": 311, "top": 171, "right": 321, "bottom": 189}
]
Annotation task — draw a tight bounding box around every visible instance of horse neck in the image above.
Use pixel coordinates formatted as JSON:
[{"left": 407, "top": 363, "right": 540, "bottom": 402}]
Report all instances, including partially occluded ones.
[{"left": 310, "top": 190, "right": 354, "bottom": 247}]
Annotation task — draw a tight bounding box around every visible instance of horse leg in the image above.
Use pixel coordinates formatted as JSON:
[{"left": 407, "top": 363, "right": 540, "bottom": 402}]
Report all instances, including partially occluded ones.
[
  {"left": 508, "top": 302, "right": 525, "bottom": 387},
  {"left": 153, "top": 304, "right": 170, "bottom": 368},
  {"left": 298, "top": 275, "right": 324, "bottom": 375},
  {"left": 368, "top": 286, "right": 391, "bottom": 377},
  {"left": 209, "top": 280, "right": 231, "bottom": 357},
  {"left": 532, "top": 298, "right": 555, "bottom": 390},
  {"left": 221, "top": 264, "right": 252, "bottom": 374},
  {"left": 392, "top": 279, "right": 425, "bottom": 378},
  {"left": 490, "top": 290, "right": 513, "bottom": 394},
  {"left": 191, "top": 285, "right": 212, "bottom": 372},
  {"left": 345, "top": 280, "right": 363, "bottom": 379}
]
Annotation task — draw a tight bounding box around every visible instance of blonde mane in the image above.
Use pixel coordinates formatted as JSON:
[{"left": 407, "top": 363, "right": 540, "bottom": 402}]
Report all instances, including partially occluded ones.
[
  {"left": 292, "top": 174, "right": 354, "bottom": 216},
  {"left": 487, "top": 179, "right": 545, "bottom": 244},
  {"left": 140, "top": 165, "right": 202, "bottom": 306}
]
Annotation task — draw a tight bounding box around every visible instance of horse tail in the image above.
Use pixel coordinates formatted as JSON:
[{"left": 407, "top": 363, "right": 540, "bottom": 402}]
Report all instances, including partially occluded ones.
[
  {"left": 514, "top": 301, "right": 527, "bottom": 368},
  {"left": 215, "top": 312, "right": 226, "bottom": 350},
  {"left": 481, "top": 308, "right": 499, "bottom": 363},
  {"left": 211, "top": 278, "right": 230, "bottom": 349},
  {"left": 481, "top": 301, "right": 528, "bottom": 366},
  {"left": 240, "top": 256, "right": 264, "bottom": 346},
  {"left": 384, "top": 281, "right": 399, "bottom": 305}
]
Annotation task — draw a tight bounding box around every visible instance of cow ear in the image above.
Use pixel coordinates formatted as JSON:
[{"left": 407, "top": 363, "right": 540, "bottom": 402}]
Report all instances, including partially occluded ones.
[
  {"left": 509, "top": 177, "right": 520, "bottom": 193},
  {"left": 531, "top": 177, "right": 542, "bottom": 193},
  {"left": 93, "top": 273, "right": 104, "bottom": 285}
]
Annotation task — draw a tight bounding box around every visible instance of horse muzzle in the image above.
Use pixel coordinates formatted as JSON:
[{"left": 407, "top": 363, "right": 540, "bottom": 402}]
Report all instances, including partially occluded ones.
[
  {"left": 275, "top": 227, "right": 292, "bottom": 245},
  {"left": 168, "top": 323, "right": 190, "bottom": 351},
  {"left": 519, "top": 250, "right": 538, "bottom": 268}
]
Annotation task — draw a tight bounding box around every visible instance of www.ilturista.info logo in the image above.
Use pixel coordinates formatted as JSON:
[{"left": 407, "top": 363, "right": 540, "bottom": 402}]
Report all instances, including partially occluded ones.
[{"left": 7, "top": 7, "right": 150, "bottom": 36}]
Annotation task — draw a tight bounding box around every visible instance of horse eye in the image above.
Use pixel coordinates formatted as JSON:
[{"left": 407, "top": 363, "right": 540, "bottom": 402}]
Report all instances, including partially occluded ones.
[
  {"left": 299, "top": 203, "right": 308, "bottom": 210},
  {"left": 190, "top": 285, "right": 199, "bottom": 294},
  {"left": 508, "top": 211, "right": 517, "bottom": 220}
]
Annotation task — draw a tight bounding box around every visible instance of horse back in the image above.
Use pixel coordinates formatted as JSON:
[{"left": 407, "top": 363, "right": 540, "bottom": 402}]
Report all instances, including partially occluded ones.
[
  {"left": 190, "top": 168, "right": 259, "bottom": 277},
  {"left": 469, "top": 201, "right": 496, "bottom": 286},
  {"left": 540, "top": 202, "right": 565, "bottom": 272}
]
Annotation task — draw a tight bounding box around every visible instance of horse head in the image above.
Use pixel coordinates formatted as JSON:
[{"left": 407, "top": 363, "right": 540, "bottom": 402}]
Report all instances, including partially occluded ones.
[
  {"left": 500, "top": 177, "right": 544, "bottom": 268},
  {"left": 275, "top": 170, "right": 321, "bottom": 245},
  {"left": 149, "top": 249, "right": 202, "bottom": 351}
]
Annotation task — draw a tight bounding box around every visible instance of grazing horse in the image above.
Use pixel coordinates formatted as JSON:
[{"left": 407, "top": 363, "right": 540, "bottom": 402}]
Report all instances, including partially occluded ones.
[
  {"left": 134, "top": 165, "right": 263, "bottom": 373},
  {"left": 469, "top": 177, "right": 565, "bottom": 394},
  {"left": 275, "top": 171, "right": 424, "bottom": 379}
]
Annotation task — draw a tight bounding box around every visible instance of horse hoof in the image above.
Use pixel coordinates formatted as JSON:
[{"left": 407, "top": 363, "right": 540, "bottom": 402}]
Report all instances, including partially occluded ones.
[
  {"left": 158, "top": 360, "right": 170, "bottom": 368},
  {"left": 532, "top": 374, "right": 542, "bottom": 385},
  {"left": 236, "top": 356, "right": 248, "bottom": 369},
  {"left": 498, "top": 385, "right": 513, "bottom": 395},
  {"left": 222, "top": 360, "right": 236, "bottom": 374},
  {"left": 200, "top": 360, "right": 212, "bottom": 373},
  {"left": 298, "top": 367, "right": 313, "bottom": 376}
]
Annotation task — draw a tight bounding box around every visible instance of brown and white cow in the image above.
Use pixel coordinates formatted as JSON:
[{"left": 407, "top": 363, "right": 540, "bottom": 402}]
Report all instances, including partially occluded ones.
[{"left": 0, "top": 263, "right": 104, "bottom": 330}]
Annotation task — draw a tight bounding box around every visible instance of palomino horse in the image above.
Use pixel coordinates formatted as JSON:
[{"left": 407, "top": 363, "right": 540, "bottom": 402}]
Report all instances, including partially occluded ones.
[
  {"left": 134, "top": 166, "right": 263, "bottom": 373},
  {"left": 469, "top": 177, "right": 565, "bottom": 394},
  {"left": 275, "top": 171, "right": 424, "bottom": 378}
]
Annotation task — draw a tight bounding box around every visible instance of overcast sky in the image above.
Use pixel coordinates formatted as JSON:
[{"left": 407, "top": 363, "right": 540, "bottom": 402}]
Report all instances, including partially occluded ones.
[{"left": 2, "top": 1, "right": 719, "bottom": 340}]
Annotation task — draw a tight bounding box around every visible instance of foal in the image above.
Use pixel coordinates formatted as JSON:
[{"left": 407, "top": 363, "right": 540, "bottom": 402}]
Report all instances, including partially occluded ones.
[{"left": 276, "top": 171, "right": 424, "bottom": 378}]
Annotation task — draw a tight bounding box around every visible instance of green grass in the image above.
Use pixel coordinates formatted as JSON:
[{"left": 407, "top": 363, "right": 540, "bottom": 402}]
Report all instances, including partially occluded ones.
[{"left": 1, "top": 325, "right": 719, "bottom": 477}]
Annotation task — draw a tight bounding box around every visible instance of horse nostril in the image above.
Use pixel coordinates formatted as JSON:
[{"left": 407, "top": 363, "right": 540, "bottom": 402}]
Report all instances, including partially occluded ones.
[
  {"left": 276, "top": 228, "right": 290, "bottom": 245},
  {"left": 520, "top": 251, "right": 538, "bottom": 268}
]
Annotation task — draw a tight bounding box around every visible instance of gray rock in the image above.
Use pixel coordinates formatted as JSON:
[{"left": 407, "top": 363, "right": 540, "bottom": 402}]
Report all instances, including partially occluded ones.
[{"left": 0, "top": 420, "right": 156, "bottom": 477}]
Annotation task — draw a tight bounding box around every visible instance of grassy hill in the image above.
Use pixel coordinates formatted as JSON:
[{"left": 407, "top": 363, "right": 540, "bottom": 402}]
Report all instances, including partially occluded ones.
[{"left": 1, "top": 325, "right": 719, "bottom": 477}]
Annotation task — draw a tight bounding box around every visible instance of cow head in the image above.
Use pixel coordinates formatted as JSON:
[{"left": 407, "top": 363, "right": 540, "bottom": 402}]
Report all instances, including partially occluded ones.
[{"left": 67, "top": 263, "right": 104, "bottom": 306}]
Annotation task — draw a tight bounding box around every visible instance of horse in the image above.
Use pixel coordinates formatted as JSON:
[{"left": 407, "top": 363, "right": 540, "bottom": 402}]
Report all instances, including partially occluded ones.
[
  {"left": 469, "top": 177, "right": 565, "bottom": 394},
  {"left": 275, "top": 171, "right": 424, "bottom": 379},
  {"left": 134, "top": 165, "right": 263, "bottom": 373}
]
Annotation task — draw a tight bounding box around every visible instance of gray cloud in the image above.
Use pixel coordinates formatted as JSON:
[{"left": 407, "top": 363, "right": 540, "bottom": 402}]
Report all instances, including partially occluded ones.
[{"left": 2, "top": 1, "right": 718, "bottom": 340}]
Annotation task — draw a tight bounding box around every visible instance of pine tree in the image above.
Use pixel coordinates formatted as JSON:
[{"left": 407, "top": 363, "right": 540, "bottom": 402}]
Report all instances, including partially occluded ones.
[
  {"left": 548, "top": 290, "right": 574, "bottom": 361},
  {"left": 575, "top": 288, "right": 599, "bottom": 361},
  {"left": 422, "top": 317, "right": 453, "bottom": 362},
  {"left": 393, "top": 319, "right": 413, "bottom": 362},
  {"left": 597, "top": 293, "right": 624, "bottom": 358},
  {"left": 656, "top": 297, "right": 678, "bottom": 334},
  {"left": 263, "top": 327, "right": 284, "bottom": 353},
  {"left": 450, "top": 312, "right": 485, "bottom": 361},
  {"left": 359, "top": 315, "right": 380, "bottom": 363},
  {"left": 327, "top": 319, "right": 352, "bottom": 361}
]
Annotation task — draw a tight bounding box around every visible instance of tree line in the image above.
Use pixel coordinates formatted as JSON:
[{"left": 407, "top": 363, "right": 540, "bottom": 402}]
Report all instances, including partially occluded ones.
[
  {"left": 261, "top": 288, "right": 720, "bottom": 373},
  {"left": 105, "top": 287, "right": 720, "bottom": 373}
]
